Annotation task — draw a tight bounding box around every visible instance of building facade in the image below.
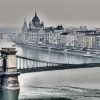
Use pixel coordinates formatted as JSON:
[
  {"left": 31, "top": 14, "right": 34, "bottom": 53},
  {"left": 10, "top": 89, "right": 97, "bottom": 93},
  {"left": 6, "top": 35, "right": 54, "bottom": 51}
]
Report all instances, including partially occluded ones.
[
  {"left": 95, "top": 35, "right": 100, "bottom": 49},
  {"left": 83, "top": 34, "right": 96, "bottom": 49},
  {"left": 21, "top": 11, "right": 64, "bottom": 45},
  {"left": 19, "top": 11, "right": 100, "bottom": 50}
]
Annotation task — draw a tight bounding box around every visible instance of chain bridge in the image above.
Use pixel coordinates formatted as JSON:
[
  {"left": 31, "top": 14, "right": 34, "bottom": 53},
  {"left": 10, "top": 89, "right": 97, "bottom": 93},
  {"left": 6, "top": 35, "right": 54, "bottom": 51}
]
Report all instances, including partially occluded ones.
[{"left": 0, "top": 48, "right": 100, "bottom": 90}]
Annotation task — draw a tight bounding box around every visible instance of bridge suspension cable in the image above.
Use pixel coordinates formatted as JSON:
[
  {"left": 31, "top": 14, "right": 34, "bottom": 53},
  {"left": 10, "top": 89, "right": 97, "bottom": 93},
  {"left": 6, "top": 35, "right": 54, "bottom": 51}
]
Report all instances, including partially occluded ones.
[
  {"left": 16, "top": 55, "right": 63, "bottom": 70},
  {"left": 16, "top": 55, "right": 100, "bottom": 73}
]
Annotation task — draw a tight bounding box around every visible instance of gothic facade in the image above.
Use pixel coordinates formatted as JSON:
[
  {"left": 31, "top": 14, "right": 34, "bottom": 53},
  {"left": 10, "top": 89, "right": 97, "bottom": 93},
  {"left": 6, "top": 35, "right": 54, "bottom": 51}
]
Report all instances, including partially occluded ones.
[
  {"left": 21, "top": 11, "right": 64, "bottom": 44},
  {"left": 22, "top": 11, "right": 44, "bottom": 33}
]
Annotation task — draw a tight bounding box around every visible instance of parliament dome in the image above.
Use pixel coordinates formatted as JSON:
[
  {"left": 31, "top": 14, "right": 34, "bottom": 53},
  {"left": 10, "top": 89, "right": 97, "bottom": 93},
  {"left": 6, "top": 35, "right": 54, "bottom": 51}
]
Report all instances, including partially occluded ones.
[{"left": 32, "top": 11, "right": 40, "bottom": 25}]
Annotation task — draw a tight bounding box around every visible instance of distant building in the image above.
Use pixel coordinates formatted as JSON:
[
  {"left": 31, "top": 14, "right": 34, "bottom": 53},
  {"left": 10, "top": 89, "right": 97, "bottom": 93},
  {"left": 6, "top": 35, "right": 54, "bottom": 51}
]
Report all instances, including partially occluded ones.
[
  {"left": 83, "top": 34, "right": 96, "bottom": 49},
  {"left": 20, "top": 11, "right": 100, "bottom": 50},
  {"left": 74, "top": 33, "right": 85, "bottom": 48},
  {"left": 95, "top": 34, "right": 100, "bottom": 49},
  {"left": 49, "top": 32, "right": 61, "bottom": 45},
  {"left": 49, "top": 26, "right": 64, "bottom": 45},
  {"left": 65, "top": 33, "right": 76, "bottom": 47},
  {"left": 21, "top": 11, "right": 64, "bottom": 44},
  {"left": 60, "top": 32, "right": 69, "bottom": 46},
  {"left": 60, "top": 33, "right": 76, "bottom": 47},
  {"left": 0, "top": 33, "right": 16, "bottom": 40}
]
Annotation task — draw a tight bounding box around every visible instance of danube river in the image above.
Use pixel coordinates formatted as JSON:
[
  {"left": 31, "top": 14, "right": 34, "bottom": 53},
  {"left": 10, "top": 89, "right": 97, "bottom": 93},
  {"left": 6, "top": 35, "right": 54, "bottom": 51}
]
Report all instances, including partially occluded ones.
[{"left": 0, "top": 39, "right": 100, "bottom": 100}]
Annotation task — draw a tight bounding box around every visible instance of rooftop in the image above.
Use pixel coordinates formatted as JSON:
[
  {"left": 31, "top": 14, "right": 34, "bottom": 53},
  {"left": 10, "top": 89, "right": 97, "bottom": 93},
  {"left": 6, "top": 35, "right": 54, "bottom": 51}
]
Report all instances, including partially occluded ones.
[{"left": 60, "top": 32, "right": 69, "bottom": 35}]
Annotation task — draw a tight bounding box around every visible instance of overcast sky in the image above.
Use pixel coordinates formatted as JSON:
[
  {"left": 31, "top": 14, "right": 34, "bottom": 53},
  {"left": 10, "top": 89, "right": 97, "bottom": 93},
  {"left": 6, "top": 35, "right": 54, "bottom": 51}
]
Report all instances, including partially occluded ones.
[{"left": 0, "top": 0, "right": 100, "bottom": 28}]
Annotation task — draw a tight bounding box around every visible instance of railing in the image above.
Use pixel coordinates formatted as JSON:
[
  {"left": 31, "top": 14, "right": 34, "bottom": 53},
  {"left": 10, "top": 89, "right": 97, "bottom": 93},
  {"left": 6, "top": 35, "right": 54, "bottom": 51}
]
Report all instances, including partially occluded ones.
[{"left": 16, "top": 55, "right": 63, "bottom": 70}]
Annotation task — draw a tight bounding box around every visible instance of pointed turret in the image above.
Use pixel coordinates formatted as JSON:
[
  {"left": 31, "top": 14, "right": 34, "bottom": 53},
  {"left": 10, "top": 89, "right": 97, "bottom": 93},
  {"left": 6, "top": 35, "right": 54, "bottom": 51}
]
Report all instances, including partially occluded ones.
[
  {"left": 23, "top": 18, "right": 27, "bottom": 27},
  {"left": 35, "top": 10, "right": 37, "bottom": 17},
  {"left": 22, "top": 18, "right": 28, "bottom": 32},
  {"left": 41, "top": 21, "right": 44, "bottom": 28}
]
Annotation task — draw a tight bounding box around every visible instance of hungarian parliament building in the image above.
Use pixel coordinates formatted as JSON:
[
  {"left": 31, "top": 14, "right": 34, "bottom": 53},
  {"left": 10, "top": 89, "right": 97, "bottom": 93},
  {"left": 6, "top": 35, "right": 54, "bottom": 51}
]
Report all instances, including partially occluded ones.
[
  {"left": 21, "top": 11, "right": 64, "bottom": 45},
  {"left": 18, "top": 11, "right": 100, "bottom": 50}
]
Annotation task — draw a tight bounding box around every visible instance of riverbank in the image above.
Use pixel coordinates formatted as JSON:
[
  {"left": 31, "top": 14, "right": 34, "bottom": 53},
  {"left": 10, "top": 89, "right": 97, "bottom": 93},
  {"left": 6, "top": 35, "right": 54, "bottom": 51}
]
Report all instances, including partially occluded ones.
[{"left": 13, "top": 40, "right": 100, "bottom": 58}]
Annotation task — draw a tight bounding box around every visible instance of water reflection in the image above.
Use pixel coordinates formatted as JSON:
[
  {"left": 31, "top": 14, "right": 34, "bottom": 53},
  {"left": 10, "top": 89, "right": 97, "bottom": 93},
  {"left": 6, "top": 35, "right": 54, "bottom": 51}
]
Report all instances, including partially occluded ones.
[
  {"left": 0, "top": 90, "right": 19, "bottom": 100},
  {"left": 19, "top": 46, "right": 100, "bottom": 64}
]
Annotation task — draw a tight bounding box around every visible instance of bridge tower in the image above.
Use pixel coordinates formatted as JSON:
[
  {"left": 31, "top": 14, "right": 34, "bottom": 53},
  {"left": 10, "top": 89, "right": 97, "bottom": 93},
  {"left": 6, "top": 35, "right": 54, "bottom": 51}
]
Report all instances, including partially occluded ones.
[{"left": 0, "top": 48, "right": 20, "bottom": 90}]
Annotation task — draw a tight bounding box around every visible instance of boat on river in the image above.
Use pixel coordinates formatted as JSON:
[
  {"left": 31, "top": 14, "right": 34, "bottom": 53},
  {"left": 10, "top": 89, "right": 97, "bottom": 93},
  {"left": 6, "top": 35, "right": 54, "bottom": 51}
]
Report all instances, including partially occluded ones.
[{"left": 83, "top": 51, "right": 92, "bottom": 57}]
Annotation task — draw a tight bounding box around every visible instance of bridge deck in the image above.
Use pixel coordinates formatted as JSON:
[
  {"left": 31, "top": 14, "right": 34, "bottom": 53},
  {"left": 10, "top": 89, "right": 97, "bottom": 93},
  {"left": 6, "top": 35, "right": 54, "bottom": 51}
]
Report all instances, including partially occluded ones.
[
  {"left": 17, "top": 63, "right": 100, "bottom": 73},
  {"left": 0, "top": 55, "right": 100, "bottom": 73}
]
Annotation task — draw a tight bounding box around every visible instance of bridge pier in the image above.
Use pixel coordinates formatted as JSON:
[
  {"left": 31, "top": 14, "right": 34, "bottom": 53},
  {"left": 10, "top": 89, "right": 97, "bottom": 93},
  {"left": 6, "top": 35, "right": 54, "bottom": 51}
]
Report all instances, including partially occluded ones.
[{"left": 0, "top": 48, "right": 20, "bottom": 90}]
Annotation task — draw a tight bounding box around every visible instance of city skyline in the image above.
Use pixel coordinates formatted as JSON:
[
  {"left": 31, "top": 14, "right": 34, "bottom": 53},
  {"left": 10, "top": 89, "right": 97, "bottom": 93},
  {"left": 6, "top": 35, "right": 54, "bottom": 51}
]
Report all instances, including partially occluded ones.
[{"left": 0, "top": 0, "right": 100, "bottom": 28}]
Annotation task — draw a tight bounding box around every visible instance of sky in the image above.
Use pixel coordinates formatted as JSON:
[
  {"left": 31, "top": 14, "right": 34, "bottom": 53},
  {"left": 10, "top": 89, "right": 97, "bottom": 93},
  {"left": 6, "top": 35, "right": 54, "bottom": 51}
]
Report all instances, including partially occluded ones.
[{"left": 0, "top": 0, "right": 100, "bottom": 28}]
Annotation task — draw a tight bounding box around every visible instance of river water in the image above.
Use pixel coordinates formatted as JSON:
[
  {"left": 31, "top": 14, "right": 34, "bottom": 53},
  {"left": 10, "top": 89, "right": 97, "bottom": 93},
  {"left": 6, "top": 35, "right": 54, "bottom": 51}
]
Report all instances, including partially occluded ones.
[{"left": 0, "top": 39, "right": 100, "bottom": 100}]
